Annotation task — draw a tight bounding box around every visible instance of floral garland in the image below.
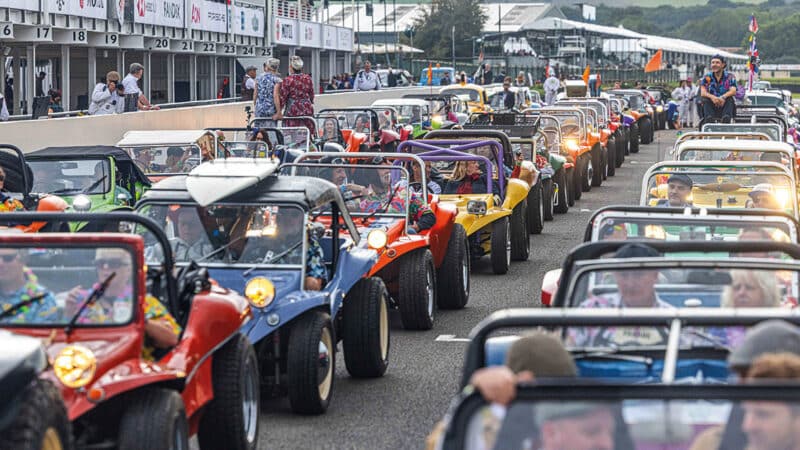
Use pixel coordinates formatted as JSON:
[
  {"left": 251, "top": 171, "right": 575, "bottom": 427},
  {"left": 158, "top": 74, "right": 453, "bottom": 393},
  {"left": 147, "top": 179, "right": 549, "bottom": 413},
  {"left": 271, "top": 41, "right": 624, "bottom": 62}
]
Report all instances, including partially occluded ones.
[{"left": 0, "top": 268, "right": 51, "bottom": 321}]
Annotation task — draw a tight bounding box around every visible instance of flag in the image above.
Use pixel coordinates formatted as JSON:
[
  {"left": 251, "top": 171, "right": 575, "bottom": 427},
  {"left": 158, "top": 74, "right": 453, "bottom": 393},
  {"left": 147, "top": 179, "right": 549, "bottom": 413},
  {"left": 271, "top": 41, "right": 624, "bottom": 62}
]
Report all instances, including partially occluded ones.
[
  {"left": 748, "top": 15, "right": 759, "bottom": 34},
  {"left": 478, "top": 49, "right": 484, "bottom": 63},
  {"left": 644, "top": 49, "right": 662, "bottom": 73},
  {"left": 427, "top": 62, "right": 433, "bottom": 86},
  {"left": 582, "top": 64, "right": 590, "bottom": 85},
  {"left": 748, "top": 35, "right": 759, "bottom": 90}
]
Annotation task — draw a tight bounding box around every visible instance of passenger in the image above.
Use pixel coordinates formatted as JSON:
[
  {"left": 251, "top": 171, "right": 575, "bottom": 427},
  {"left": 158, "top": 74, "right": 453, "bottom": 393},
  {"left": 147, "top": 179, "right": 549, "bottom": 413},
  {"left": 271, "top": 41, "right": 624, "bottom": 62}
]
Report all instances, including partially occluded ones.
[
  {"left": 354, "top": 114, "right": 370, "bottom": 134},
  {"left": 748, "top": 183, "right": 782, "bottom": 210},
  {"left": 410, "top": 160, "right": 444, "bottom": 195},
  {"left": 0, "top": 249, "right": 58, "bottom": 323},
  {"left": 599, "top": 222, "right": 628, "bottom": 241},
  {"left": 699, "top": 54, "right": 737, "bottom": 121},
  {"left": 0, "top": 166, "right": 24, "bottom": 212},
  {"left": 534, "top": 403, "right": 616, "bottom": 450},
  {"left": 320, "top": 118, "right": 340, "bottom": 143},
  {"left": 359, "top": 158, "right": 436, "bottom": 232},
  {"left": 165, "top": 146, "right": 189, "bottom": 173},
  {"left": 444, "top": 160, "right": 498, "bottom": 196},
  {"left": 172, "top": 208, "right": 215, "bottom": 261},
  {"left": 656, "top": 173, "right": 693, "bottom": 207},
  {"left": 722, "top": 270, "right": 781, "bottom": 309},
  {"left": 65, "top": 248, "right": 180, "bottom": 360}
]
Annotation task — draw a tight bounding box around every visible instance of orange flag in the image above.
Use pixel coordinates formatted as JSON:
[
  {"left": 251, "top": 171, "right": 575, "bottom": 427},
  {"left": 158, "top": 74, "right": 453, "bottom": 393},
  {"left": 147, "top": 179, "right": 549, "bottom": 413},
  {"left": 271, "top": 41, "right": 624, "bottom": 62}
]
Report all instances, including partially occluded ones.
[
  {"left": 644, "top": 49, "right": 663, "bottom": 73},
  {"left": 582, "top": 64, "right": 590, "bottom": 85},
  {"left": 427, "top": 62, "right": 433, "bottom": 86}
]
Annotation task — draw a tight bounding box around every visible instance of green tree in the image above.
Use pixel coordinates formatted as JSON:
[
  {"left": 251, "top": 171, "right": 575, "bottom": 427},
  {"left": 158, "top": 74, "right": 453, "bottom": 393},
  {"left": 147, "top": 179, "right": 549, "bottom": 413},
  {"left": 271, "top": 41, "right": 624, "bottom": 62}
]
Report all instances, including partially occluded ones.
[{"left": 404, "top": 0, "right": 487, "bottom": 60}]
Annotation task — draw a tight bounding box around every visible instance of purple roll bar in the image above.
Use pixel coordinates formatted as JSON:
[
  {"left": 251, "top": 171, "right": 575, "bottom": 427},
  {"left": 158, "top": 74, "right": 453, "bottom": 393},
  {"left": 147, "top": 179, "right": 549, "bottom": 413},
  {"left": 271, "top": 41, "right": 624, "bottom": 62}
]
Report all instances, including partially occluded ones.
[{"left": 397, "top": 139, "right": 504, "bottom": 197}]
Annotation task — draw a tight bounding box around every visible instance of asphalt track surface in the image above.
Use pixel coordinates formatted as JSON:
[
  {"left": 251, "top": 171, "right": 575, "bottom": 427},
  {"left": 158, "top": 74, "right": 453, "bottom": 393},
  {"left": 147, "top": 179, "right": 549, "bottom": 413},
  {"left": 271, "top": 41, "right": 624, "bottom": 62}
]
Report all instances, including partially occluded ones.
[{"left": 247, "top": 129, "right": 678, "bottom": 449}]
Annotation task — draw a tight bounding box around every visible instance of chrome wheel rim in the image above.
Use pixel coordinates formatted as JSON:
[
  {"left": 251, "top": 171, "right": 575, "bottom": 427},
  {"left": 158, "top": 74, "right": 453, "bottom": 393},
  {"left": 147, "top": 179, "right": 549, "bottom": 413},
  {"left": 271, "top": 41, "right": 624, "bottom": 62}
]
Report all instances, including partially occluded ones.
[
  {"left": 41, "top": 428, "right": 63, "bottom": 450},
  {"left": 505, "top": 221, "right": 511, "bottom": 264},
  {"left": 426, "top": 265, "right": 435, "bottom": 318},
  {"left": 317, "top": 327, "right": 333, "bottom": 400},
  {"left": 461, "top": 239, "right": 470, "bottom": 294},
  {"left": 379, "top": 295, "right": 389, "bottom": 360},
  {"left": 242, "top": 354, "right": 258, "bottom": 444}
]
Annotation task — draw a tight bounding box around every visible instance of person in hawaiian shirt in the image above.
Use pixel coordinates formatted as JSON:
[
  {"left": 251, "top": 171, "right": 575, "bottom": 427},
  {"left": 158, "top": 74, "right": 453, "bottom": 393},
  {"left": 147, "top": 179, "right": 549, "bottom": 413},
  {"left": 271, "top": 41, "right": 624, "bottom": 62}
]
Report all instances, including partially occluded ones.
[
  {"left": 0, "top": 166, "right": 24, "bottom": 212},
  {"left": 0, "top": 249, "right": 58, "bottom": 323},
  {"left": 358, "top": 158, "right": 436, "bottom": 232},
  {"left": 65, "top": 248, "right": 181, "bottom": 359},
  {"left": 700, "top": 54, "right": 737, "bottom": 121}
]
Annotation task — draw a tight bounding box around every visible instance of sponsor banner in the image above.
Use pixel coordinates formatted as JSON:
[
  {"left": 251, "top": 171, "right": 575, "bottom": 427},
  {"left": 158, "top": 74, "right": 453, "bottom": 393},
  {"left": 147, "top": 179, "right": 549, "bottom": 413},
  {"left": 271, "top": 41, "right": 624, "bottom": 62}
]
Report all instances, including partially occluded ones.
[
  {"left": 323, "top": 25, "right": 336, "bottom": 50},
  {"left": 1, "top": 0, "right": 40, "bottom": 12},
  {"left": 48, "top": 0, "right": 108, "bottom": 20},
  {"left": 299, "top": 20, "right": 320, "bottom": 48},
  {"left": 134, "top": 0, "right": 184, "bottom": 28},
  {"left": 188, "top": 0, "right": 227, "bottom": 33},
  {"left": 110, "top": 0, "right": 126, "bottom": 27},
  {"left": 274, "top": 17, "right": 298, "bottom": 46},
  {"left": 337, "top": 27, "right": 353, "bottom": 52},
  {"left": 233, "top": 2, "right": 264, "bottom": 38}
]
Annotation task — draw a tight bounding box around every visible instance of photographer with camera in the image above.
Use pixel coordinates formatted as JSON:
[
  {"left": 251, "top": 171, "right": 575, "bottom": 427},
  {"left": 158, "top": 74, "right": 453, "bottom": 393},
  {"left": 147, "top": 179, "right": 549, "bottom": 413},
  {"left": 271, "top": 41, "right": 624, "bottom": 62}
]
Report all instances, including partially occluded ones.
[{"left": 89, "top": 71, "right": 125, "bottom": 116}]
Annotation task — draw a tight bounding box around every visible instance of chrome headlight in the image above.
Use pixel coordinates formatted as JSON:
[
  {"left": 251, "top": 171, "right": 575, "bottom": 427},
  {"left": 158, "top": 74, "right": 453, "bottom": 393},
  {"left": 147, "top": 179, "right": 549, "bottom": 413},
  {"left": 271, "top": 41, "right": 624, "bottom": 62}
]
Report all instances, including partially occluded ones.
[
  {"left": 467, "top": 200, "right": 488, "bottom": 215},
  {"left": 564, "top": 139, "right": 580, "bottom": 152},
  {"left": 72, "top": 194, "right": 92, "bottom": 212},
  {"left": 245, "top": 277, "right": 275, "bottom": 308},
  {"left": 53, "top": 345, "right": 96, "bottom": 388},
  {"left": 367, "top": 229, "right": 388, "bottom": 249}
]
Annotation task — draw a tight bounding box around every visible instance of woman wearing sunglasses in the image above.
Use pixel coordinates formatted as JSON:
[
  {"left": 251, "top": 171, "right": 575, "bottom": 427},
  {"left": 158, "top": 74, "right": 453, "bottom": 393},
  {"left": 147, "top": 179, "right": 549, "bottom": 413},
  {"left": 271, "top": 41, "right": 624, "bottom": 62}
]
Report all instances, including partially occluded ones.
[
  {"left": 0, "top": 166, "right": 24, "bottom": 213},
  {"left": 359, "top": 159, "right": 436, "bottom": 233},
  {"left": 65, "top": 248, "right": 181, "bottom": 359}
]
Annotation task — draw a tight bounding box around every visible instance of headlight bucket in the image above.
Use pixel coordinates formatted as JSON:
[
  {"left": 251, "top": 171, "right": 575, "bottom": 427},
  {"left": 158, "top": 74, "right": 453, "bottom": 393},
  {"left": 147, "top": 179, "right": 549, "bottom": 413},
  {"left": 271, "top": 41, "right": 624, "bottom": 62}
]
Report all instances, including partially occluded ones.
[
  {"left": 467, "top": 200, "right": 488, "bottom": 215},
  {"left": 367, "top": 229, "right": 388, "bottom": 249},
  {"left": 245, "top": 277, "right": 275, "bottom": 308},
  {"left": 72, "top": 194, "right": 92, "bottom": 212},
  {"left": 53, "top": 345, "right": 97, "bottom": 389}
]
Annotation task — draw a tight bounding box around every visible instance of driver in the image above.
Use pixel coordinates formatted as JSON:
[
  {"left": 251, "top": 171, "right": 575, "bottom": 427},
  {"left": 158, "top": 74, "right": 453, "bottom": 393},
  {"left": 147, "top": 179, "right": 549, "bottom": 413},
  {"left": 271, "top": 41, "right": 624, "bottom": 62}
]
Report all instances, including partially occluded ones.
[
  {"left": 173, "top": 208, "right": 216, "bottom": 261},
  {"left": 0, "top": 249, "right": 58, "bottom": 323},
  {"left": 65, "top": 248, "right": 181, "bottom": 360},
  {"left": 354, "top": 114, "right": 370, "bottom": 134},
  {"left": 534, "top": 403, "right": 616, "bottom": 450},
  {"left": 656, "top": 173, "right": 693, "bottom": 207},
  {"left": 444, "top": 160, "right": 500, "bottom": 196},
  {"left": 359, "top": 158, "right": 435, "bottom": 232},
  {"left": 165, "top": 146, "right": 190, "bottom": 173},
  {"left": 0, "top": 166, "right": 24, "bottom": 212},
  {"left": 320, "top": 118, "right": 340, "bottom": 143},
  {"left": 748, "top": 183, "right": 782, "bottom": 210}
]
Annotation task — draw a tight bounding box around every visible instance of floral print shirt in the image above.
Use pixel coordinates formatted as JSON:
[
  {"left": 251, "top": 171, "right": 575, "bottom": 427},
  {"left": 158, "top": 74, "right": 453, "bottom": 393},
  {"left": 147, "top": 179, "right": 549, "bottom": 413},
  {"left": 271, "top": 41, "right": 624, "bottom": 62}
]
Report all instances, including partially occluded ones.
[
  {"left": 280, "top": 73, "right": 316, "bottom": 135},
  {"left": 0, "top": 191, "right": 24, "bottom": 212},
  {"left": 0, "top": 268, "right": 58, "bottom": 323},
  {"left": 359, "top": 184, "right": 434, "bottom": 225},
  {"left": 306, "top": 238, "right": 327, "bottom": 282},
  {"left": 255, "top": 72, "right": 282, "bottom": 118},
  {"left": 700, "top": 70, "right": 737, "bottom": 98}
]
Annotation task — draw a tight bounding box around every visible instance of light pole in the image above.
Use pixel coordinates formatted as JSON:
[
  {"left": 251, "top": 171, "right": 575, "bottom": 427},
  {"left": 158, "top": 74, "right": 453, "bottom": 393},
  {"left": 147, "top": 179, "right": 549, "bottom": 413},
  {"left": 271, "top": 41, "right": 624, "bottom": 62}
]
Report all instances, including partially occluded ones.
[
  {"left": 393, "top": 0, "right": 398, "bottom": 68},
  {"left": 382, "top": 0, "right": 389, "bottom": 65},
  {"left": 451, "top": 26, "right": 455, "bottom": 70}
]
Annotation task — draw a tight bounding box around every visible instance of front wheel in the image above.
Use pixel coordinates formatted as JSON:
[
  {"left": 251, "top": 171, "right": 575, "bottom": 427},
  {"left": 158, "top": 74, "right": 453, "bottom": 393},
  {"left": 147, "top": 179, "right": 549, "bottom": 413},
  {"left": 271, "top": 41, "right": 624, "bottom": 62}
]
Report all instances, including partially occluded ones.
[
  {"left": 0, "top": 379, "right": 73, "bottom": 450},
  {"left": 591, "top": 146, "right": 603, "bottom": 187},
  {"left": 398, "top": 249, "right": 436, "bottom": 330},
  {"left": 119, "top": 389, "right": 188, "bottom": 450},
  {"left": 490, "top": 217, "right": 511, "bottom": 274},
  {"left": 510, "top": 201, "right": 530, "bottom": 261},
  {"left": 573, "top": 157, "right": 585, "bottom": 200},
  {"left": 554, "top": 169, "right": 569, "bottom": 214},
  {"left": 615, "top": 132, "right": 625, "bottom": 167},
  {"left": 527, "top": 182, "right": 544, "bottom": 234},
  {"left": 542, "top": 178, "right": 555, "bottom": 221},
  {"left": 343, "top": 277, "right": 390, "bottom": 378},
  {"left": 437, "top": 224, "right": 470, "bottom": 309},
  {"left": 566, "top": 167, "right": 576, "bottom": 206},
  {"left": 606, "top": 138, "right": 616, "bottom": 177},
  {"left": 629, "top": 123, "right": 640, "bottom": 153},
  {"left": 640, "top": 117, "right": 653, "bottom": 144},
  {"left": 287, "top": 312, "right": 335, "bottom": 415}
]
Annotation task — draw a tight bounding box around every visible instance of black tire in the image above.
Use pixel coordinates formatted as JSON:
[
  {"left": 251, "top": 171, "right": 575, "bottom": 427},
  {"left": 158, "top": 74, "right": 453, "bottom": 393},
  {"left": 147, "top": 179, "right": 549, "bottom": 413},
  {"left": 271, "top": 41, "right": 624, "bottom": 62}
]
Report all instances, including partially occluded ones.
[
  {"left": 623, "top": 127, "right": 631, "bottom": 155},
  {"left": 343, "top": 277, "right": 390, "bottom": 378},
  {"left": 542, "top": 178, "right": 555, "bottom": 221},
  {"left": 437, "top": 223, "right": 470, "bottom": 309},
  {"left": 0, "top": 379, "right": 72, "bottom": 450},
  {"left": 580, "top": 154, "right": 592, "bottom": 192},
  {"left": 527, "top": 182, "right": 544, "bottom": 234},
  {"left": 553, "top": 169, "right": 569, "bottom": 214},
  {"left": 199, "top": 333, "right": 259, "bottom": 448},
  {"left": 490, "top": 217, "right": 511, "bottom": 274},
  {"left": 615, "top": 132, "right": 625, "bottom": 167},
  {"left": 286, "top": 312, "right": 335, "bottom": 414},
  {"left": 120, "top": 389, "right": 187, "bottom": 450},
  {"left": 590, "top": 146, "right": 603, "bottom": 187},
  {"left": 398, "top": 249, "right": 436, "bottom": 330},
  {"left": 601, "top": 147, "right": 608, "bottom": 181},
  {"left": 629, "top": 122, "right": 640, "bottom": 153},
  {"left": 641, "top": 117, "right": 653, "bottom": 144},
  {"left": 510, "top": 201, "right": 530, "bottom": 261},
  {"left": 606, "top": 137, "right": 616, "bottom": 177},
  {"left": 567, "top": 166, "right": 578, "bottom": 204}
]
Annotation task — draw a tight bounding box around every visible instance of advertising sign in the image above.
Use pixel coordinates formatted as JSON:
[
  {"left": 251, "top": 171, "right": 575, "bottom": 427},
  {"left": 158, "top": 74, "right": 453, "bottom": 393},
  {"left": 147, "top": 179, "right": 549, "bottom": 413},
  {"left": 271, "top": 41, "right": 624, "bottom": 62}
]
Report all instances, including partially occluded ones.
[
  {"left": 48, "top": 0, "right": 108, "bottom": 20},
  {"left": 323, "top": 25, "right": 336, "bottom": 50},
  {"left": 189, "top": 0, "right": 227, "bottom": 33},
  {"left": 299, "top": 21, "right": 321, "bottom": 48},
  {"left": 233, "top": 2, "right": 264, "bottom": 38},
  {"left": 1, "top": 0, "right": 40, "bottom": 12},
  {"left": 337, "top": 27, "right": 353, "bottom": 52},
  {"left": 274, "top": 17, "right": 298, "bottom": 46},
  {"left": 134, "top": 0, "right": 184, "bottom": 28}
]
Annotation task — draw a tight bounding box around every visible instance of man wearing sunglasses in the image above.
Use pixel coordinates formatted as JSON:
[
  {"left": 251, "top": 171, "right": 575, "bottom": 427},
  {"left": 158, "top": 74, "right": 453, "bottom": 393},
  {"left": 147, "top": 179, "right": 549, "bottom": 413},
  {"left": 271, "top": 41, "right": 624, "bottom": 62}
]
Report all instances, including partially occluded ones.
[
  {"left": 66, "top": 248, "right": 181, "bottom": 359},
  {"left": 0, "top": 166, "right": 24, "bottom": 212},
  {"left": 0, "top": 249, "right": 58, "bottom": 323}
]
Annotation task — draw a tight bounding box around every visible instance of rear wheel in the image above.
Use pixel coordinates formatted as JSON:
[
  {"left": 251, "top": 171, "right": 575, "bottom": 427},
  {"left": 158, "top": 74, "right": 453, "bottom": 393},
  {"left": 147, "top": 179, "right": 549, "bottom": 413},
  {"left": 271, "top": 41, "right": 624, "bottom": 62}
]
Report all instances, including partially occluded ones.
[
  {"left": 629, "top": 123, "right": 640, "bottom": 153},
  {"left": 490, "top": 217, "right": 511, "bottom": 274},
  {"left": 640, "top": 117, "right": 653, "bottom": 144},
  {"left": 527, "top": 182, "right": 544, "bottom": 234},
  {"left": 119, "top": 389, "right": 188, "bottom": 450},
  {"left": 0, "top": 379, "right": 72, "bottom": 450},
  {"left": 287, "top": 312, "right": 335, "bottom": 414},
  {"left": 542, "top": 178, "right": 554, "bottom": 221},
  {"left": 615, "top": 132, "right": 625, "bottom": 167},
  {"left": 566, "top": 166, "right": 577, "bottom": 205},
  {"left": 573, "top": 156, "right": 585, "bottom": 198},
  {"left": 591, "top": 146, "right": 603, "bottom": 187},
  {"left": 581, "top": 154, "right": 592, "bottom": 192},
  {"left": 437, "top": 223, "right": 470, "bottom": 309},
  {"left": 553, "top": 169, "right": 569, "bottom": 214},
  {"left": 510, "top": 201, "right": 530, "bottom": 261},
  {"left": 199, "top": 334, "right": 259, "bottom": 449},
  {"left": 606, "top": 138, "right": 616, "bottom": 177},
  {"left": 398, "top": 249, "right": 436, "bottom": 330},
  {"left": 343, "top": 277, "right": 390, "bottom": 378}
]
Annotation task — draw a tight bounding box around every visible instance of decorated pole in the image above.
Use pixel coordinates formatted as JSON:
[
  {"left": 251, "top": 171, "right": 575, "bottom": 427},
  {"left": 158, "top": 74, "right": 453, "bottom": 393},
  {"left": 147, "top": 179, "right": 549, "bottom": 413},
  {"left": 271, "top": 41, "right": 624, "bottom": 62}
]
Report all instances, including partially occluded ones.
[{"left": 747, "top": 14, "right": 760, "bottom": 91}]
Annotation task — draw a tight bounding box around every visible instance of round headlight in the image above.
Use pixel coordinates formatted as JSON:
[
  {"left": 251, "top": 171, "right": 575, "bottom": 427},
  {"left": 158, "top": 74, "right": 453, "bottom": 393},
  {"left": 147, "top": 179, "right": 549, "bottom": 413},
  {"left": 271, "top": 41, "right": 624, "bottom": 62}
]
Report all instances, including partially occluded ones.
[
  {"left": 72, "top": 194, "right": 92, "bottom": 212},
  {"left": 53, "top": 345, "right": 96, "bottom": 388},
  {"left": 245, "top": 277, "right": 275, "bottom": 308},
  {"left": 367, "top": 229, "right": 388, "bottom": 249}
]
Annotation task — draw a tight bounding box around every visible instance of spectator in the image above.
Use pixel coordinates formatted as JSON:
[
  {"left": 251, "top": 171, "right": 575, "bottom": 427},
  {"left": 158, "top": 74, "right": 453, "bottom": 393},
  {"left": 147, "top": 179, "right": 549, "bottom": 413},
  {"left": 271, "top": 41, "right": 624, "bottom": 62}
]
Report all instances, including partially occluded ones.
[
  {"left": 122, "top": 63, "right": 160, "bottom": 111},
  {"left": 480, "top": 63, "right": 493, "bottom": 85},
  {"left": 280, "top": 55, "right": 316, "bottom": 135},
  {"left": 502, "top": 78, "right": 516, "bottom": 110},
  {"left": 253, "top": 58, "right": 282, "bottom": 127},
  {"left": 47, "top": 90, "right": 63, "bottom": 116},
  {"left": 0, "top": 90, "right": 8, "bottom": 122},
  {"left": 241, "top": 65, "right": 257, "bottom": 101},
  {"left": 4, "top": 78, "right": 13, "bottom": 113},
  {"left": 35, "top": 71, "right": 46, "bottom": 97},
  {"left": 387, "top": 66, "right": 398, "bottom": 87},
  {"left": 325, "top": 78, "right": 338, "bottom": 91},
  {"left": 513, "top": 71, "right": 527, "bottom": 88},
  {"left": 354, "top": 60, "right": 380, "bottom": 91},
  {"left": 700, "top": 54, "right": 736, "bottom": 121},
  {"left": 89, "top": 71, "right": 124, "bottom": 116},
  {"left": 543, "top": 72, "right": 560, "bottom": 106}
]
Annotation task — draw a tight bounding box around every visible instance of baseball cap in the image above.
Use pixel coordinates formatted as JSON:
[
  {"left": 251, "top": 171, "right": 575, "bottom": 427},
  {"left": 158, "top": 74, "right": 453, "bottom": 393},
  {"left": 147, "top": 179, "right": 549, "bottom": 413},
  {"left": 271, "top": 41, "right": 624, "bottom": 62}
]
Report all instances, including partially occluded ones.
[
  {"left": 711, "top": 54, "right": 727, "bottom": 64},
  {"left": 667, "top": 173, "right": 693, "bottom": 188},
  {"left": 728, "top": 320, "right": 800, "bottom": 369},
  {"left": 505, "top": 332, "right": 577, "bottom": 377},
  {"left": 748, "top": 183, "right": 775, "bottom": 198},
  {"left": 613, "top": 243, "right": 662, "bottom": 259},
  {"left": 535, "top": 402, "right": 616, "bottom": 427}
]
